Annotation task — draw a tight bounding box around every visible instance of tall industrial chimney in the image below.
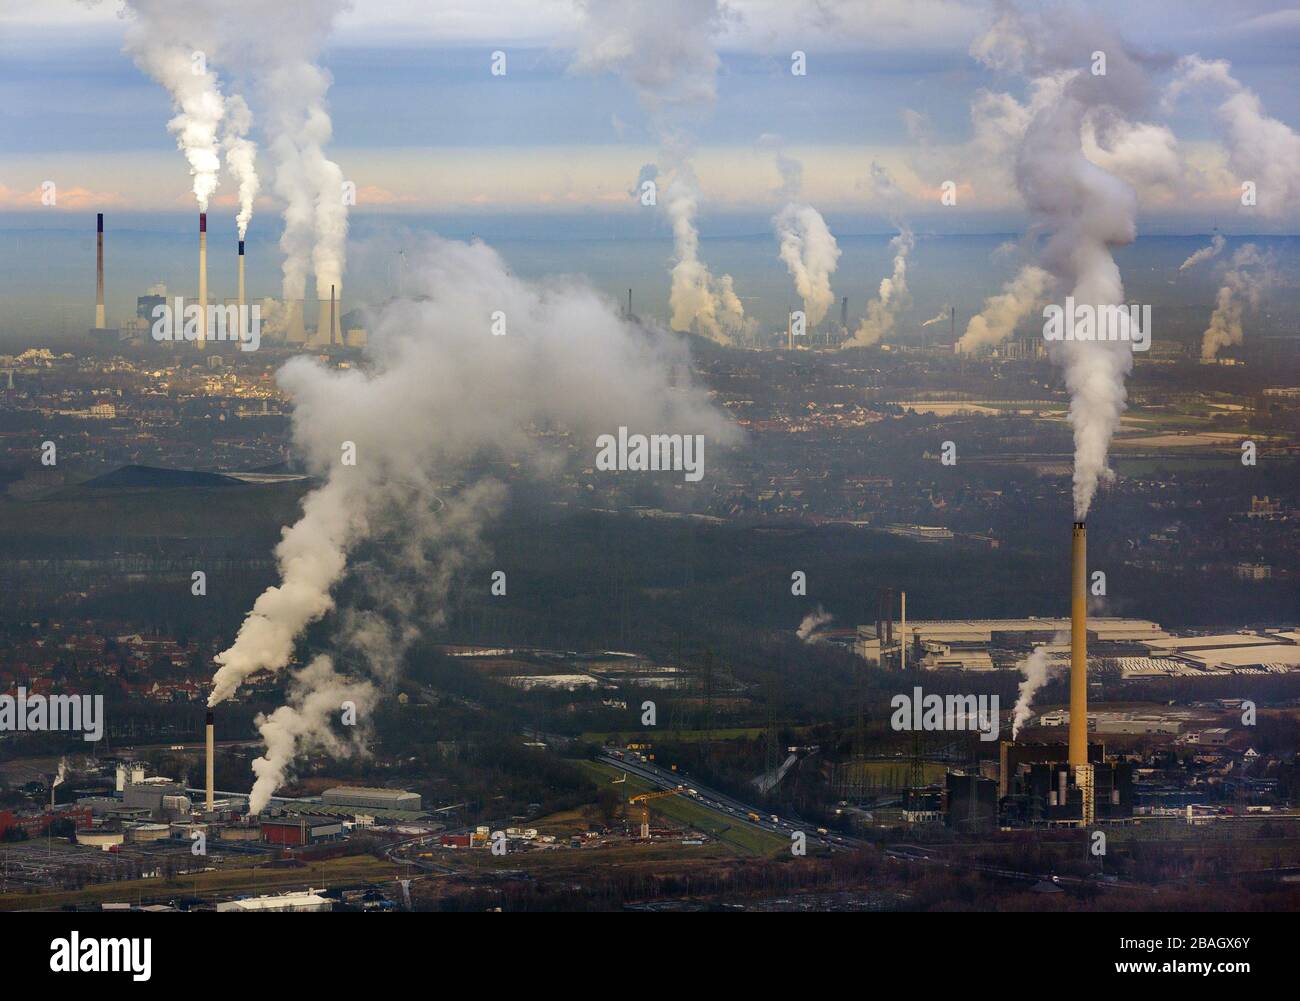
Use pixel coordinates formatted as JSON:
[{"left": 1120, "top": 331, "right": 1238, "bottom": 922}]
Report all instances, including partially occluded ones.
[
  {"left": 197, "top": 212, "right": 208, "bottom": 350},
  {"left": 205, "top": 709, "right": 215, "bottom": 812},
  {"left": 787, "top": 309, "right": 794, "bottom": 351},
  {"left": 314, "top": 286, "right": 342, "bottom": 346},
  {"left": 237, "top": 239, "right": 246, "bottom": 309},
  {"left": 95, "top": 213, "right": 106, "bottom": 329},
  {"left": 1069, "top": 522, "right": 1088, "bottom": 769}
]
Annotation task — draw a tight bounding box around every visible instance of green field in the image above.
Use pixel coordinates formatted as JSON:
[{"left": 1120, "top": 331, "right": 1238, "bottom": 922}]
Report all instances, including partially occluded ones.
[{"left": 575, "top": 759, "right": 790, "bottom": 857}]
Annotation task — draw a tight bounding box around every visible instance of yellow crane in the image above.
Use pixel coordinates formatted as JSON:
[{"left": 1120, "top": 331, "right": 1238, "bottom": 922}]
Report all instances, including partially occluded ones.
[{"left": 628, "top": 787, "right": 684, "bottom": 840}]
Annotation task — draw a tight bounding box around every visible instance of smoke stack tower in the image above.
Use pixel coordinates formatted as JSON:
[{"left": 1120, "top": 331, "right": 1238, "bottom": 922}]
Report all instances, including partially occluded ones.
[
  {"left": 1069, "top": 522, "right": 1088, "bottom": 769},
  {"left": 787, "top": 309, "right": 794, "bottom": 351},
  {"left": 315, "top": 286, "right": 342, "bottom": 346},
  {"left": 197, "top": 212, "right": 208, "bottom": 350},
  {"left": 205, "top": 709, "right": 215, "bottom": 812},
  {"left": 237, "top": 240, "right": 246, "bottom": 309},
  {"left": 94, "top": 213, "right": 106, "bottom": 329}
]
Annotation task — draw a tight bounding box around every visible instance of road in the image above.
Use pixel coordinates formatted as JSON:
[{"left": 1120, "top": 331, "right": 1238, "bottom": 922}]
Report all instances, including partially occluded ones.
[{"left": 597, "top": 749, "right": 865, "bottom": 852}]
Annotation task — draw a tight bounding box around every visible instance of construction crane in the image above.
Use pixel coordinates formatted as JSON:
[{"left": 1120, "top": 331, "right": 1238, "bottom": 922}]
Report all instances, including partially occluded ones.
[{"left": 628, "top": 787, "right": 684, "bottom": 839}]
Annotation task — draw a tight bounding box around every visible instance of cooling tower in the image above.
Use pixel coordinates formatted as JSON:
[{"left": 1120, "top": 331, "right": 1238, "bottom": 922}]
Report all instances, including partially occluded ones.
[
  {"left": 94, "top": 213, "right": 106, "bottom": 329},
  {"left": 237, "top": 240, "right": 246, "bottom": 309},
  {"left": 313, "top": 286, "right": 342, "bottom": 346},
  {"left": 286, "top": 299, "right": 307, "bottom": 343},
  {"left": 205, "top": 709, "right": 215, "bottom": 812},
  {"left": 198, "top": 212, "right": 208, "bottom": 350},
  {"left": 1069, "top": 522, "right": 1088, "bottom": 769}
]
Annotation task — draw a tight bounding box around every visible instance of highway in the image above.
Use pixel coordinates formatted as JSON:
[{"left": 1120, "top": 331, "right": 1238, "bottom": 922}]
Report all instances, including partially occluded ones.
[{"left": 596, "top": 749, "right": 866, "bottom": 852}]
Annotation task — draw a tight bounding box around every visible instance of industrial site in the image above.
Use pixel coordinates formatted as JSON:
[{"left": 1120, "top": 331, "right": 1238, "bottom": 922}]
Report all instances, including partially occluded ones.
[{"left": 0, "top": 0, "right": 1296, "bottom": 982}]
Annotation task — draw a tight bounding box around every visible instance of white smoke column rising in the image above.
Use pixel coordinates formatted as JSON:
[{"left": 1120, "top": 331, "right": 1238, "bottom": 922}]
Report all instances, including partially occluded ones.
[
  {"left": 249, "top": 655, "right": 375, "bottom": 813},
  {"left": 1201, "top": 244, "right": 1268, "bottom": 362},
  {"left": 1166, "top": 56, "right": 1300, "bottom": 218},
  {"left": 921, "top": 308, "right": 950, "bottom": 328},
  {"left": 845, "top": 163, "right": 912, "bottom": 347},
  {"left": 123, "top": 4, "right": 226, "bottom": 210},
  {"left": 211, "top": 0, "right": 349, "bottom": 304},
  {"left": 222, "top": 94, "right": 260, "bottom": 239},
  {"left": 796, "top": 606, "right": 834, "bottom": 644},
  {"left": 767, "top": 143, "right": 840, "bottom": 329},
  {"left": 1179, "top": 233, "right": 1225, "bottom": 272},
  {"left": 572, "top": 0, "right": 744, "bottom": 343},
  {"left": 1011, "top": 642, "right": 1064, "bottom": 739},
  {"left": 210, "top": 237, "right": 738, "bottom": 803},
  {"left": 973, "top": 6, "right": 1158, "bottom": 519},
  {"left": 956, "top": 265, "right": 1053, "bottom": 353},
  {"left": 774, "top": 204, "right": 841, "bottom": 329}
]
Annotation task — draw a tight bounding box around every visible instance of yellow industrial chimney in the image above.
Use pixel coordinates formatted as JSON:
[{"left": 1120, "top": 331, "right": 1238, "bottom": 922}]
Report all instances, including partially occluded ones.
[
  {"left": 205, "top": 709, "right": 215, "bottom": 812},
  {"left": 95, "top": 213, "right": 106, "bottom": 329},
  {"left": 1069, "top": 522, "right": 1088, "bottom": 769},
  {"left": 198, "top": 212, "right": 208, "bottom": 350}
]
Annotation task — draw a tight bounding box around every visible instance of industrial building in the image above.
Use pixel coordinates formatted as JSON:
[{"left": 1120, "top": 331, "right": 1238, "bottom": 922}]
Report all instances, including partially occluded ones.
[
  {"left": 216, "top": 890, "right": 333, "bottom": 913},
  {"left": 259, "top": 814, "right": 345, "bottom": 846},
  {"left": 320, "top": 786, "right": 421, "bottom": 812}
]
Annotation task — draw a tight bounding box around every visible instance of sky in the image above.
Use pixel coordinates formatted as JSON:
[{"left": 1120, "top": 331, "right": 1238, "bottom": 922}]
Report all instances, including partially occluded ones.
[{"left": 1, "top": 0, "right": 1298, "bottom": 230}]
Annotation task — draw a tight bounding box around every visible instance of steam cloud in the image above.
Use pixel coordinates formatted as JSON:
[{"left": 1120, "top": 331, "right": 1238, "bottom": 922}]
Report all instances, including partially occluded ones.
[
  {"left": 796, "top": 606, "right": 834, "bottom": 644},
  {"left": 972, "top": 5, "right": 1159, "bottom": 519},
  {"left": 845, "top": 163, "right": 912, "bottom": 347},
  {"left": 920, "top": 308, "right": 950, "bottom": 328},
  {"left": 210, "top": 236, "right": 737, "bottom": 807},
  {"left": 1166, "top": 56, "right": 1300, "bottom": 218},
  {"left": 1179, "top": 233, "right": 1225, "bottom": 272},
  {"left": 123, "top": 2, "right": 226, "bottom": 210},
  {"left": 573, "top": 0, "right": 745, "bottom": 343},
  {"left": 243, "top": 1, "right": 350, "bottom": 303},
  {"left": 770, "top": 147, "right": 841, "bottom": 329},
  {"left": 1011, "top": 642, "right": 1063, "bottom": 739},
  {"left": 956, "top": 265, "right": 1052, "bottom": 353},
  {"left": 222, "top": 94, "right": 260, "bottom": 240},
  {"left": 1201, "top": 244, "right": 1269, "bottom": 362}
]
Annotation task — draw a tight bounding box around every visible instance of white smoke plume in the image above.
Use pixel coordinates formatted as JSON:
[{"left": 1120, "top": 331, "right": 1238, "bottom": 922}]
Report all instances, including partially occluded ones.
[
  {"left": 572, "top": 0, "right": 744, "bottom": 343},
  {"left": 920, "top": 308, "right": 950, "bottom": 328},
  {"left": 767, "top": 142, "right": 840, "bottom": 329},
  {"left": 774, "top": 204, "right": 841, "bottom": 330},
  {"left": 249, "top": 655, "right": 375, "bottom": 814},
  {"left": 122, "top": 3, "right": 226, "bottom": 211},
  {"left": 1166, "top": 55, "right": 1300, "bottom": 218},
  {"left": 240, "top": 1, "right": 350, "bottom": 303},
  {"left": 956, "top": 265, "right": 1052, "bottom": 353},
  {"left": 1179, "top": 233, "right": 1225, "bottom": 272},
  {"left": 210, "top": 236, "right": 737, "bottom": 805},
  {"left": 972, "top": 5, "right": 1158, "bottom": 519},
  {"left": 222, "top": 94, "right": 260, "bottom": 240},
  {"left": 1201, "top": 244, "right": 1269, "bottom": 362},
  {"left": 1011, "top": 641, "right": 1064, "bottom": 739},
  {"left": 796, "top": 606, "right": 834, "bottom": 644},
  {"left": 845, "top": 163, "right": 912, "bottom": 347}
]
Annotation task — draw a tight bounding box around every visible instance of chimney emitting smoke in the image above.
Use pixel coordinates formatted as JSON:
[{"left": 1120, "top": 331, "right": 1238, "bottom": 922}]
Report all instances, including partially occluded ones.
[
  {"left": 1069, "top": 521, "right": 1088, "bottom": 769},
  {"left": 238, "top": 239, "right": 246, "bottom": 309},
  {"left": 205, "top": 708, "right": 215, "bottom": 812},
  {"left": 198, "top": 212, "right": 208, "bottom": 350}
]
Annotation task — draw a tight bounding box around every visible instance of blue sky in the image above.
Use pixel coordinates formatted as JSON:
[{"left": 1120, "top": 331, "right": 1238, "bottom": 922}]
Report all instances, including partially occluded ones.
[{"left": 1, "top": 1, "right": 1298, "bottom": 226}]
